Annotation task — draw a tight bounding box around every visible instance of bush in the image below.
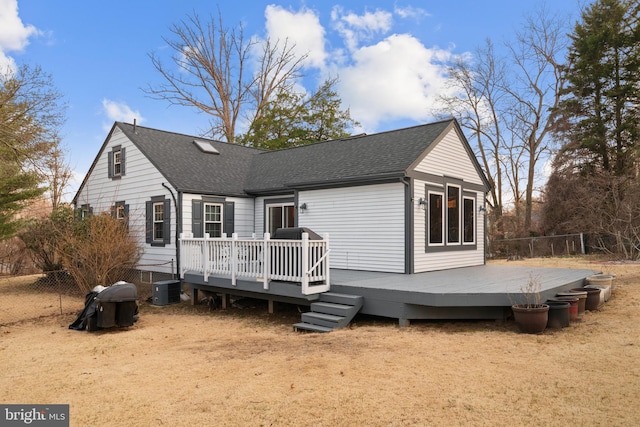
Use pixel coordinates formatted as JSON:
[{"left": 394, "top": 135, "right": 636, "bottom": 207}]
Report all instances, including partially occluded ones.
[{"left": 58, "top": 213, "right": 142, "bottom": 294}]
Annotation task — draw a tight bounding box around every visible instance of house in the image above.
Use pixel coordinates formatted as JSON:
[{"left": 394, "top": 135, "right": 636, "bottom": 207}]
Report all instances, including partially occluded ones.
[
  {"left": 75, "top": 120, "right": 602, "bottom": 329},
  {"left": 73, "top": 118, "right": 490, "bottom": 283}
]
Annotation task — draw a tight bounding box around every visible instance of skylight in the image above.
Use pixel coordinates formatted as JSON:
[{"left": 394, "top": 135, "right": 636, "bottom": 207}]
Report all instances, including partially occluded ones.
[{"left": 193, "top": 140, "right": 219, "bottom": 154}]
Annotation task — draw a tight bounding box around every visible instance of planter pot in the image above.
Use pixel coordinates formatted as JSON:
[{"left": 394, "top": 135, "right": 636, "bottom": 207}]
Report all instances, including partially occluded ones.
[
  {"left": 557, "top": 290, "right": 587, "bottom": 317},
  {"left": 585, "top": 284, "right": 609, "bottom": 303},
  {"left": 587, "top": 274, "right": 616, "bottom": 295},
  {"left": 512, "top": 304, "right": 549, "bottom": 334},
  {"left": 545, "top": 301, "right": 570, "bottom": 329},
  {"left": 548, "top": 296, "right": 579, "bottom": 321},
  {"left": 572, "top": 287, "right": 601, "bottom": 311}
]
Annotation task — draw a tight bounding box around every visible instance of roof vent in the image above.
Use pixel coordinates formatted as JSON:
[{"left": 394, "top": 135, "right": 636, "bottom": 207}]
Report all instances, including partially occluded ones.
[{"left": 193, "top": 140, "right": 219, "bottom": 154}]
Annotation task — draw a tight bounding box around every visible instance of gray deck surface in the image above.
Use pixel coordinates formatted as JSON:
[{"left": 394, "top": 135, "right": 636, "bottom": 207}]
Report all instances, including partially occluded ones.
[
  {"left": 330, "top": 265, "right": 598, "bottom": 306},
  {"left": 185, "top": 264, "right": 599, "bottom": 322}
]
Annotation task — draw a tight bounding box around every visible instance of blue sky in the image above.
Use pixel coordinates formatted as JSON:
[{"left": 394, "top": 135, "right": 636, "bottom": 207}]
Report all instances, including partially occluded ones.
[{"left": 1, "top": 0, "right": 582, "bottom": 198}]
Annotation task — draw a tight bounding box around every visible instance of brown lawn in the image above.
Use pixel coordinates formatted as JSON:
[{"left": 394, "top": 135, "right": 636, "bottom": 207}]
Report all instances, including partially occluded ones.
[{"left": 1, "top": 257, "right": 639, "bottom": 426}]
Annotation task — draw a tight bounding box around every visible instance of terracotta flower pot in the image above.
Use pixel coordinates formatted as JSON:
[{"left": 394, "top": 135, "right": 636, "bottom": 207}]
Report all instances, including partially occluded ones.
[{"left": 512, "top": 304, "right": 549, "bottom": 334}]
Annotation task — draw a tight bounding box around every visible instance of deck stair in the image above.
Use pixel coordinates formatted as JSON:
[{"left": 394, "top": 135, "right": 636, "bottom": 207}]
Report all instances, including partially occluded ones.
[{"left": 293, "top": 292, "right": 363, "bottom": 332}]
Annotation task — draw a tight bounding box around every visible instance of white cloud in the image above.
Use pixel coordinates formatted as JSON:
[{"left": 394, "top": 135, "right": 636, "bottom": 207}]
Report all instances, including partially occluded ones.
[
  {"left": 338, "top": 34, "right": 455, "bottom": 130},
  {"left": 258, "top": 4, "right": 465, "bottom": 131},
  {"left": 394, "top": 4, "right": 431, "bottom": 20},
  {"left": 0, "top": 0, "right": 40, "bottom": 72},
  {"left": 264, "top": 5, "right": 327, "bottom": 69},
  {"left": 331, "top": 6, "right": 393, "bottom": 52},
  {"left": 101, "top": 99, "right": 144, "bottom": 131}
]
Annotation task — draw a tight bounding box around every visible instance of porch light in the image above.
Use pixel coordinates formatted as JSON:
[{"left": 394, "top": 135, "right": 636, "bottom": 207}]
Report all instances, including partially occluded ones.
[
  {"left": 418, "top": 198, "right": 427, "bottom": 210},
  {"left": 479, "top": 205, "right": 487, "bottom": 213},
  {"left": 299, "top": 203, "right": 307, "bottom": 212}
]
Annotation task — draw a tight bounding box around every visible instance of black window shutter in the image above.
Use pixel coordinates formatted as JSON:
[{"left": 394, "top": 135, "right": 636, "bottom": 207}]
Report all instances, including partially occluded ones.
[
  {"left": 163, "top": 199, "right": 171, "bottom": 244},
  {"left": 120, "top": 147, "right": 126, "bottom": 176},
  {"left": 145, "top": 201, "right": 153, "bottom": 243},
  {"left": 108, "top": 151, "right": 113, "bottom": 178},
  {"left": 224, "top": 201, "right": 235, "bottom": 235},
  {"left": 192, "top": 200, "right": 203, "bottom": 238}
]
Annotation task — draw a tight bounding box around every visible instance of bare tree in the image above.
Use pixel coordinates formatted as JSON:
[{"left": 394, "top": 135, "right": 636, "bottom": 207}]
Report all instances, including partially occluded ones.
[
  {"left": 145, "top": 10, "right": 307, "bottom": 143},
  {"left": 440, "top": 5, "right": 568, "bottom": 237},
  {"left": 439, "top": 40, "right": 508, "bottom": 230},
  {"left": 44, "top": 145, "right": 73, "bottom": 209},
  {"left": 504, "top": 4, "right": 568, "bottom": 233}
]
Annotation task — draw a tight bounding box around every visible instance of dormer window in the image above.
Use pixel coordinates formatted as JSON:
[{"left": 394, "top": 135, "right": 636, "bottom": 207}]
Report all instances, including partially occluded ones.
[{"left": 108, "top": 145, "right": 126, "bottom": 179}]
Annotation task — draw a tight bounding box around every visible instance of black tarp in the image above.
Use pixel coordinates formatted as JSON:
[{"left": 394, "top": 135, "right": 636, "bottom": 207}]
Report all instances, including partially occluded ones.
[{"left": 68, "top": 291, "right": 99, "bottom": 331}]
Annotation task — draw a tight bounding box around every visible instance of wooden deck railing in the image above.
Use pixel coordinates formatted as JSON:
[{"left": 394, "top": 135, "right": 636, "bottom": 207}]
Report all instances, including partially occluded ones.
[{"left": 179, "top": 232, "right": 330, "bottom": 295}]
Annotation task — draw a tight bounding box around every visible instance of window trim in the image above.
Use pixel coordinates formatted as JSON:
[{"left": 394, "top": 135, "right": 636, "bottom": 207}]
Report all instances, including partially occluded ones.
[
  {"left": 427, "top": 190, "right": 445, "bottom": 247},
  {"left": 204, "top": 202, "right": 223, "bottom": 238},
  {"left": 463, "top": 195, "right": 476, "bottom": 245},
  {"left": 146, "top": 196, "right": 170, "bottom": 246},
  {"left": 446, "top": 183, "right": 461, "bottom": 244},
  {"left": 424, "top": 181, "right": 478, "bottom": 252},
  {"left": 152, "top": 201, "right": 164, "bottom": 242},
  {"left": 263, "top": 197, "right": 295, "bottom": 236},
  {"left": 108, "top": 145, "right": 125, "bottom": 179}
]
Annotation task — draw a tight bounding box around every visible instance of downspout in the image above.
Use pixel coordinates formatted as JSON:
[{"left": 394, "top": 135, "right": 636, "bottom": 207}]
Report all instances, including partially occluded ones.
[
  {"left": 402, "top": 176, "right": 413, "bottom": 274},
  {"left": 162, "top": 183, "right": 180, "bottom": 279}
]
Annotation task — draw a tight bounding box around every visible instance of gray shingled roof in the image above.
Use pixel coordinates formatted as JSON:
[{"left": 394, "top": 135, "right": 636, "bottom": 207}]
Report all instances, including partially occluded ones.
[
  {"left": 118, "top": 122, "right": 263, "bottom": 196},
  {"left": 115, "top": 119, "right": 480, "bottom": 197},
  {"left": 245, "top": 119, "right": 454, "bottom": 193}
]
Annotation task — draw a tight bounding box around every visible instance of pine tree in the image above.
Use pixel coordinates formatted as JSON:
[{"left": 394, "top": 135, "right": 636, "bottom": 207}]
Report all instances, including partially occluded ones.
[{"left": 555, "top": 0, "right": 640, "bottom": 176}]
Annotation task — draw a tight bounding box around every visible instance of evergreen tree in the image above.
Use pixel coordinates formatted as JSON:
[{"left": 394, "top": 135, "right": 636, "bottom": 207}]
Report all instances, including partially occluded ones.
[
  {"left": 238, "top": 78, "right": 359, "bottom": 150},
  {"left": 554, "top": 0, "right": 640, "bottom": 176},
  {"left": 543, "top": 0, "right": 640, "bottom": 257},
  {"left": 0, "top": 65, "right": 65, "bottom": 239}
]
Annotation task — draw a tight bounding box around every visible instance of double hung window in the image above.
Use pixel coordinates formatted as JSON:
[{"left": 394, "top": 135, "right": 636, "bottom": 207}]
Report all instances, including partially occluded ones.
[{"left": 204, "top": 203, "right": 223, "bottom": 238}]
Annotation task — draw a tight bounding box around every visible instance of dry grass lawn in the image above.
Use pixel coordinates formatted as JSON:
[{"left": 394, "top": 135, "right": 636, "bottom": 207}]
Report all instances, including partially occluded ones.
[{"left": 1, "top": 257, "right": 639, "bottom": 426}]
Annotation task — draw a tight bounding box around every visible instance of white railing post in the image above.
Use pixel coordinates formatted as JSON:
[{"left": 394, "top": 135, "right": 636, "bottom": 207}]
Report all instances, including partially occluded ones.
[
  {"left": 324, "top": 233, "right": 330, "bottom": 288},
  {"left": 231, "top": 233, "right": 238, "bottom": 286},
  {"left": 262, "top": 233, "right": 270, "bottom": 290},
  {"left": 179, "top": 233, "right": 186, "bottom": 278},
  {"left": 301, "top": 232, "right": 309, "bottom": 294},
  {"left": 202, "top": 233, "right": 210, "bottom": 281}
]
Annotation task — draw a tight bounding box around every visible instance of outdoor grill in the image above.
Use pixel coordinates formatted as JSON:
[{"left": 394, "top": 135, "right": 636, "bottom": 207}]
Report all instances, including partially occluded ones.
[{"left": 69, "top": 281, "right": 139, "bottom": 332}]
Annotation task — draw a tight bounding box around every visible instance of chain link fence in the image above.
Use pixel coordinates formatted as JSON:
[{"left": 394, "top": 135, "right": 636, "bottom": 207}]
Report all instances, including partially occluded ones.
[
  {"left": 0, "top": 263, "right": 178, "bottom": 326},
  {"left": 488, "top": 233, "right": 586, "bottom": 259}
]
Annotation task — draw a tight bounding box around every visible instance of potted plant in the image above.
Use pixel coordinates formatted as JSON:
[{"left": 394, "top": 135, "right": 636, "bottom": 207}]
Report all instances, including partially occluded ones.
[{"left": 512, "top": 274, "right": 549, "bottom": 334}]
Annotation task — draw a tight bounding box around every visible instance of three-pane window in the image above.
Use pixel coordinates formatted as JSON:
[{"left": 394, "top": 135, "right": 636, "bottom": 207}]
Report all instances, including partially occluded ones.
[{"left": 426, "top": 184, "right": 476, "bottom": 249}]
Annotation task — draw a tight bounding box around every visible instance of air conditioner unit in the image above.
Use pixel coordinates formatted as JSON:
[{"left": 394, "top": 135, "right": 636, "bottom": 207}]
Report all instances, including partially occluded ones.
[{"left": 152, "top": 280, "right": 181, "bottom": 306}]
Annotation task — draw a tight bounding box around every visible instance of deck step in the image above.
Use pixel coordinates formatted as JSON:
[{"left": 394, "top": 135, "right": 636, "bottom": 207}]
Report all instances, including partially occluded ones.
[
  {"left": 292, "top": 322, "right": 333, "bottom": 333},
  {"left": 301, "top": 312, "right": 345, "bottom": 328},
  {"left": 319, "top": 292, "right": 363, "bottom": 305},
  {"left": 293, "top": 292, "right": 363, "bottom": 333},
  {"left": 311, "top": 301, "right": 354, "bottom": 317}
]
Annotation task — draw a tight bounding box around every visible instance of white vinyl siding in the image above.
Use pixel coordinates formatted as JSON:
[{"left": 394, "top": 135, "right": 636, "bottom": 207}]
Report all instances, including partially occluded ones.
[
  {"left": 181, "top": 194, "right": 255, "bottom": 238},
  {"left": 413, "top": 179, "right": 485, "bottom": 272},
  {"left": 414, "top": 128, "right": 484, "bottom": 186},
  {"left": 75, "top": 127, "right": 177, "bottom": 275},
  {"left": 297, "top": 183, "right": 405, "bottom": 273}
]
